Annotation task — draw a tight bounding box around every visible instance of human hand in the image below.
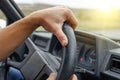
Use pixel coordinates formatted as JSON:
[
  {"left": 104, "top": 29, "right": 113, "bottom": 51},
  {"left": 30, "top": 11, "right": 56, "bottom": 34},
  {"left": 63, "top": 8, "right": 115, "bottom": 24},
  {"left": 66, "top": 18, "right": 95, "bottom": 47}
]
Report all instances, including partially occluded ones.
[
  {"left": 47, "top": 73, "right": 78, "bottom": 80},
  {"left": 28, "top": 6, "right": 78, "bottom": 46}
]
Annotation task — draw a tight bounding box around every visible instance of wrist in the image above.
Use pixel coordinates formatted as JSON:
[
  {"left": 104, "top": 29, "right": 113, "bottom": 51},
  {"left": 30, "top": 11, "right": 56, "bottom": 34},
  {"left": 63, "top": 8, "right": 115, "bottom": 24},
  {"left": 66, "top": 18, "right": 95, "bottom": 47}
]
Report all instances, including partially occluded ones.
[
  {"left": 23, "top": 16, "right": 39, "bottom": 28},
  {"left": 23, "top": 14, "right": 42, "bottom": 28},
  {"left": 14, "top": 12, "right": 44, "bottom": 31}
]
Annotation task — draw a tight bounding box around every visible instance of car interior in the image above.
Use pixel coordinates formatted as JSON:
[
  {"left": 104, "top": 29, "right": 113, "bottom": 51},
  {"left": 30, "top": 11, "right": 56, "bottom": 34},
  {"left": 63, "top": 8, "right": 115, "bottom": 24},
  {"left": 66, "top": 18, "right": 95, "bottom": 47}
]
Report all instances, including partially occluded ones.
[{"left": 0, "top": 0, "right": 120, "bottom": 80}]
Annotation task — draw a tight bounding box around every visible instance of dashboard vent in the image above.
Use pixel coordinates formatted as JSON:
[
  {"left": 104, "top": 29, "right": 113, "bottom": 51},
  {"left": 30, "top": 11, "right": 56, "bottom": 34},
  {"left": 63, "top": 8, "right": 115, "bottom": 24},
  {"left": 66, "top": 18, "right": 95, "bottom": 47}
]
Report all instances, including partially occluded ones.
[{"left": 110, "top": 57, "right": 120, "bottom": 73}]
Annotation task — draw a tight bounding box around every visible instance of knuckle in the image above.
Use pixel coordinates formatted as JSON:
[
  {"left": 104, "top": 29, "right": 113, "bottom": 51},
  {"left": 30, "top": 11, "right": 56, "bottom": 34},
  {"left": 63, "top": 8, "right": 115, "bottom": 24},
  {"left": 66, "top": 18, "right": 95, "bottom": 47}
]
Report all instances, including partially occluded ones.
[
  {"left": 63, "top": 8, "right": 72, "bottom": 17},
  {"left": 58, "top": 33, "right": 64, "bottom": 39},
  {"left": 55, "top": 30, "right": 64, "bottom": 40},
  {"left": 59, "top": 6, "right": 67, "bottom": 8},
  {"left": 64, "top": 8, "right": 71, "bottom": 13}
]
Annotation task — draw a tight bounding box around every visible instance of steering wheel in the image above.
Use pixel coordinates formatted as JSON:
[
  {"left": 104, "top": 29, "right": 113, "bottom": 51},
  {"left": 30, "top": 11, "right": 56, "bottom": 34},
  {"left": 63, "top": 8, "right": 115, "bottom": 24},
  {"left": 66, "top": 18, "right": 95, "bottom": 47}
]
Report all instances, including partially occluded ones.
[{"left": 7, "top": 22, "right": 77, "bottom": 80}]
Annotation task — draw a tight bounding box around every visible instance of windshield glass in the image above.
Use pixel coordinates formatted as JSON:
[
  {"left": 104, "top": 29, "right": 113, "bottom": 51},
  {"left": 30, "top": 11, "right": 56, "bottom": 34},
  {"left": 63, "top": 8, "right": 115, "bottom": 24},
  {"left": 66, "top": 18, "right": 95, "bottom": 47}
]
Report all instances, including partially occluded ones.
[{"left": 14, "top": 0, "right": 120, "bottom": 39}]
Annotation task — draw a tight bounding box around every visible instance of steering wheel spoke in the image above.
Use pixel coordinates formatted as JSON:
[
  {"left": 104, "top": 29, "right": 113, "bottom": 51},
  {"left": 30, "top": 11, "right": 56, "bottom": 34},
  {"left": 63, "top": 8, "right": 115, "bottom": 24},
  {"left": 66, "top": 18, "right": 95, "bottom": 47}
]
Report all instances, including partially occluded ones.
[{"left": 6, "top": 22, "right": 77, "bottom": 80}]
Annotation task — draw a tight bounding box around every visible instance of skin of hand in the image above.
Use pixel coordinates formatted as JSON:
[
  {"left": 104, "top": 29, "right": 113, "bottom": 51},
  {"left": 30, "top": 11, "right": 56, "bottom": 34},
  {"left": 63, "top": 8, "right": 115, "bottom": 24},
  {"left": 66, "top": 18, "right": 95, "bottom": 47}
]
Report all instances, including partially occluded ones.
[
  {"left": 0, "top": 6, "right": 78, "bottom": 61},
  {"left": 30, "top": 7, "right": 78, "bottom": 80},
  {"left": 0, "top": 6, "right": 78, "bottom": 79},
  {"left": 47, "top": 73, "right": 78, "bottom": 80},
  {"left": 27, "top": 6, "right": 78, "bottom": 46}
]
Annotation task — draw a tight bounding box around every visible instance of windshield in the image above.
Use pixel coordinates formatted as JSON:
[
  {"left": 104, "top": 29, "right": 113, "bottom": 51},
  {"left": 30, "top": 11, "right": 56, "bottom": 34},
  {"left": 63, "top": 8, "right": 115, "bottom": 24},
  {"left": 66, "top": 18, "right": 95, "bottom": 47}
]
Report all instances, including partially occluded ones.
[{"left": 14, "top": 0, "right": 120, "bottom": 39}]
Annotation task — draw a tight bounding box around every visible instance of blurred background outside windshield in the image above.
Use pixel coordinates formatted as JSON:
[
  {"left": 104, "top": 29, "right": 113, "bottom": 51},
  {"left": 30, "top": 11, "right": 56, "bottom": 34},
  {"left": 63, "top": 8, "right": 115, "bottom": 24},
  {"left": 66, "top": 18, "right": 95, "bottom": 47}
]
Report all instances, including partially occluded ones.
[{"left": 11, "top": 0, "right": 120, "bottom": 38}]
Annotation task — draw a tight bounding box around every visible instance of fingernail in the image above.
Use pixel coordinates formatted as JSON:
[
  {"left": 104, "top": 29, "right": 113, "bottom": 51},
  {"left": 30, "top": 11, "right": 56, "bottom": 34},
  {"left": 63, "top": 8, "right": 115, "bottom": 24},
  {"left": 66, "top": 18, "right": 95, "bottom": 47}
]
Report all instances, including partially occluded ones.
[
  {"left": 50, "top": 73, "right": 56, "bottom": 76},
  {"left": 61, "top": 40, "right": 68, "bottom": 46},
  {"left": 73, "top": 74, "right": 78, "bottom": 80}
]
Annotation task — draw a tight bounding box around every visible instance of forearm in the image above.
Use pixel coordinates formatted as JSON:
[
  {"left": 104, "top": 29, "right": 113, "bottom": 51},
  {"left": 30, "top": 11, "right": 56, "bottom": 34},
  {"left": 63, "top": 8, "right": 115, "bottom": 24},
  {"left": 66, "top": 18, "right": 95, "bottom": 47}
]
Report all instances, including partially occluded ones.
[
  {"left": 0, "top": 6, "right": 78, "bottom": 61},
  {"left": 0, "top": 16, "right": 39, "bottom": 61}
]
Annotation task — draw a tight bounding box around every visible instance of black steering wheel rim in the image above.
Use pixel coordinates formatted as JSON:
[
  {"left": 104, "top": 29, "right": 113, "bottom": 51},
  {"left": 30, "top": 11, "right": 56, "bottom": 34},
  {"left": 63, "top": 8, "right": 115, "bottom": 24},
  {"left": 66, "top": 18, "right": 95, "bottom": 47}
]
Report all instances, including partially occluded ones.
[{"left": 49, "top": 22, "right": 77, "bottom": 80}]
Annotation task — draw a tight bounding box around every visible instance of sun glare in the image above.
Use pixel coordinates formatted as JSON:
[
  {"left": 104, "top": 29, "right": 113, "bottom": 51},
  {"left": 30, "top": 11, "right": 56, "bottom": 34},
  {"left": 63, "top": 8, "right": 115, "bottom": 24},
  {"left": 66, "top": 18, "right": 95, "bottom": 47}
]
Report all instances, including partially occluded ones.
[
  {"left": 96, "top": 0, "right": 112, "bottom": 14},
  {"left": 99, "top": 7, "right": 112, "bottom": 14},
  {"left": 87, "top": 0, "right": 120, "bottom": 30}
]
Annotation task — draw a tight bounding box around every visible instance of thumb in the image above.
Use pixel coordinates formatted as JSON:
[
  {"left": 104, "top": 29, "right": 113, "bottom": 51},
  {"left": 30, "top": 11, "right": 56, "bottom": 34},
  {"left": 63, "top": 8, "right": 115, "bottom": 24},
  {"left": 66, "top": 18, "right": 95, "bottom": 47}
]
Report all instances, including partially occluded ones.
[
  {"left": 54, "top": 27, "right": 68, "bottom": 46},
  {"left": 70, "top": 74, "right": 78, "bottom": 80},
  {"left": 47, "top": 73, "right": 56, "bottom": 80}
]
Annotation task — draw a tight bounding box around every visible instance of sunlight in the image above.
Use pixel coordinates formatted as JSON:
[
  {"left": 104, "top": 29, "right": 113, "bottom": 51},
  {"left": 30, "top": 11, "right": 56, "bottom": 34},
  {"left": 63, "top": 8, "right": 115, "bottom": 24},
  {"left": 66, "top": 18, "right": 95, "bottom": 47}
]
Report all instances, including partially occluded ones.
[
  {"left": 80, "top": 0, "right": 120, "bottom": 30},
  {"left": 95, "top": 0, "right": 112, "bottom": 15},
  {"left": 99, "top": 7, "right": 112, "bottom": 15}
]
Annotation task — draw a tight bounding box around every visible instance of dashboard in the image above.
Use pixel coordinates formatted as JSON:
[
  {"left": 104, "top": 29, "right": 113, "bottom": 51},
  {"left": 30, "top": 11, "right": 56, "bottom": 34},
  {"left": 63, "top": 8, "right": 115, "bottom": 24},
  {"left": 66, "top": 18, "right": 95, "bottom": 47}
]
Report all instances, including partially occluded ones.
[
  {"left": 51, "top": 31, "right": 97, "bottom": 75},
  {"left": 74, "top": 31, "right": 120, "bottom": 80},
  {"left": 76, "top": 37, "right": 96, "bottom": 73},
  {"left": 49, "top": 30, "right": 120, "bottom": 80},
  {"left": 9, "top": 30, "right": 120, "bottom": 80}
]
